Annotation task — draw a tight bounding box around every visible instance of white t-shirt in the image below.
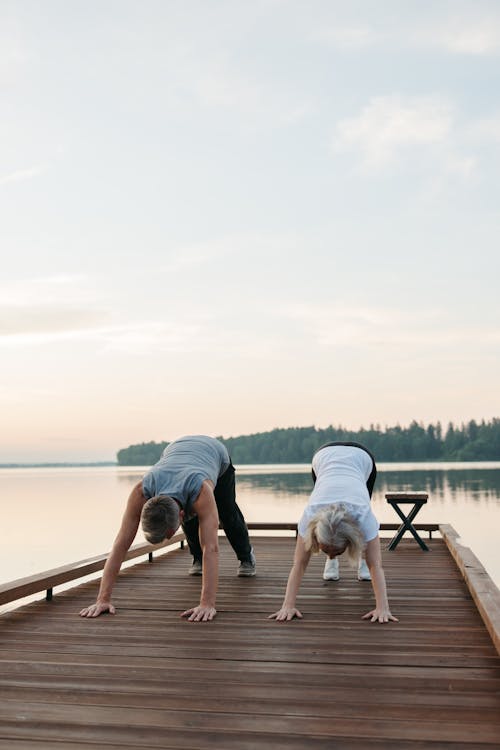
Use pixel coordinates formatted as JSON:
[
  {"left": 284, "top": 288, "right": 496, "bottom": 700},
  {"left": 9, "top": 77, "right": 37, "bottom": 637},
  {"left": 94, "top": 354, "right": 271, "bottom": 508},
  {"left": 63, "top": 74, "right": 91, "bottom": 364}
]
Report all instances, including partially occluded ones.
[{"left": 297, "top": 445, "right": 379, "bottom": 542}]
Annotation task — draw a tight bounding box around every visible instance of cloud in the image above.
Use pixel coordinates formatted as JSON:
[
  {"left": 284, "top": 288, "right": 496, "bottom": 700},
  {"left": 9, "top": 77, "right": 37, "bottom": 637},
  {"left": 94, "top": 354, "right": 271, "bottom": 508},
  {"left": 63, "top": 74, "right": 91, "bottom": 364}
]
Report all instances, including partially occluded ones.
[
  {"left": 0, "top": 275, "right": 90, "bottom": 306},
  {"left": 420, "top": 21, "right": 500, "bottom": 55},
  {"left": 161, "top": 240, "right": 230, "bottom": 273},
  {"left": 443, "top": 153, "right": 477, "bottom": 179},
  {"left": 332, "top": 95, "right": 454, "bottom": 171},
  {"left": 100, "top": 321, "right": 207, "bottom": 355},
  {"left": 195, "top": 63, "right": 315, "bottom": 127},
  {"left": 283, "top": 303, "right": 397, "bottom": 347},
  {"left": 0, "top": 275, "right": 111, "bottom": 341},
  {"left": 470, "top": 115, "right": 500, "bottom": 142},
  {"left": 282, "top": 303, "right": 499, "bottom": 350},
  {"left": 0, "top": 166, "right": 44, "bottom": 186},
  {"left": 0, "top": 26, "right": 30, "bottom": 85},
  {"left": 162, "top": 231, "right": 304, "bottom": 275},
  {"left": 311, "top": 26, "right": 379, "bottom": 49},
  {"left": 0, "top": 273, "right": 212, "bottom": 352},
  {"left": 311, "top": 14, "right": 500, "bottom": 56},
  {"left": 159, "top": 41, "right": 315, "bottom": 128},
  {"left": 0, "top": 315, "right": 211, "bottom": 353},
  {"left": 0, "top": 306, "right": 109, "bottom": 337}
]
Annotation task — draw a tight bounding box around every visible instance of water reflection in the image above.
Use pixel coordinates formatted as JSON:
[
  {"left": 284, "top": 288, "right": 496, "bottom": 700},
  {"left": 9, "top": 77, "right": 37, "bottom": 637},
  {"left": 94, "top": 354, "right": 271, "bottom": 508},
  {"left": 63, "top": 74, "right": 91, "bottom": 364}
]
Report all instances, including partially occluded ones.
[
  {"left": 232, "top": 466, "right": 500, "bottom": 591},
  {"left": 235, "top": 467, "right": 500, "bottom": 503},
  {"left": 1, "top": 464, "right": 499, "bottom": 591},
  {"left": 237, "top": 472, "right": 313, "bottom": 496},
  {"left": 380, "top": 470, "right": 500, "bottom": 506},
  {"left": 114, "top": 463, "right": 500, "bottom": 502}
]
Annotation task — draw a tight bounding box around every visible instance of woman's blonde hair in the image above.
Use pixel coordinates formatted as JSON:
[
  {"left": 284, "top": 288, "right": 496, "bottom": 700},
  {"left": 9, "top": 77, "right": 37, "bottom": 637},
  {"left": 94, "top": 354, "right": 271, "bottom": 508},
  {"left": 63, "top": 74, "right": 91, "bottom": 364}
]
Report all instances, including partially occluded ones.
[
  {"left": 141, "top": 495, "right": 180, "bottom": 544},
  {"left": 303, "top": 503, "right": 364, "bottom": 565}
]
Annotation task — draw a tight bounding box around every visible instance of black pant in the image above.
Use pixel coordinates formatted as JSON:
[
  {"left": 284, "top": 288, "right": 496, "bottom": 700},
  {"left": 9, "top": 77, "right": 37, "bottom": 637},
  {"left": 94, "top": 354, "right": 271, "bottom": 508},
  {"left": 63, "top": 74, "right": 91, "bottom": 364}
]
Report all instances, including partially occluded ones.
[
  {"left": 311, "top": 441, "right": 377, "bottom": 497},
  {"left": 182, "top": 462, "right": 252, "bottom": 562}
]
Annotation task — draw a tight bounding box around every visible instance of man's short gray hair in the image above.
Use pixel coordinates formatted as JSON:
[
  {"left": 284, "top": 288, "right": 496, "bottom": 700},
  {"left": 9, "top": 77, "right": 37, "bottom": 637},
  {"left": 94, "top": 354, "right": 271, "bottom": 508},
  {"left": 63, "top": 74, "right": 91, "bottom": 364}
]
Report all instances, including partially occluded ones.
[
  {"left": 303, "top": 503, "right": 364, "bottom": 565},
  {"left": 141, "top": 495, "right": 180, "bottom": 544}
]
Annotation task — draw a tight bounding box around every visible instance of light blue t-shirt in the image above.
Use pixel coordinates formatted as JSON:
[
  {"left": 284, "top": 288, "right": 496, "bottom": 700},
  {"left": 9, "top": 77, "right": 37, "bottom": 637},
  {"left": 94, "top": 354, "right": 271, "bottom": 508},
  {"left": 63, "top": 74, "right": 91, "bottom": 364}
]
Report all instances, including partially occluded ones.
[{"left": 142, "top": 435, "right": 230, "bottom": 518}]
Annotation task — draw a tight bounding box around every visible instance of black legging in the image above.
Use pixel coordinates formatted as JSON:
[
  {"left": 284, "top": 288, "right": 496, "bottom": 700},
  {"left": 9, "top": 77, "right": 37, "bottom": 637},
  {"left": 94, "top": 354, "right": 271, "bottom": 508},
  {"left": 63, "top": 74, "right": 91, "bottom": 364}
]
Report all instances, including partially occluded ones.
[
  {"left": 181, "top": 462, "right": 252, "bottom": 563},
  {"left": 311, "top": 441, "right": 377, "bottom": 497}
]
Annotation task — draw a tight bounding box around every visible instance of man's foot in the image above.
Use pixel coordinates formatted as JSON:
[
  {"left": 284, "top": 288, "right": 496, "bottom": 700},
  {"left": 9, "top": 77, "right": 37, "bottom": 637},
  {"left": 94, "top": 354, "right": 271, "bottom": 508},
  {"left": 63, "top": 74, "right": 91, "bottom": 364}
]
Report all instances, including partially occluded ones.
[
  {"left": 188, "top": 559, "right": 202, "bottom": 576},
  {"left": 237, "top": 548, "right": 256, "bottom": 577},
  {"left": 323, "top": 557, "right": 340, "bottom": 581},
  {"left": 357, "top": 559, "right": 371, "bottom": 581}
]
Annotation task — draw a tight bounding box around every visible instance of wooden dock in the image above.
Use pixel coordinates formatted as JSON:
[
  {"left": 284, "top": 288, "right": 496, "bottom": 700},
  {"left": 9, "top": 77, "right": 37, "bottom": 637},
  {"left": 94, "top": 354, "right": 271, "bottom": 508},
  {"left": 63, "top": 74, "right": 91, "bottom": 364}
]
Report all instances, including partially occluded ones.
[{"left": 1, "top": 529, "right": 500, "bottom": 749}]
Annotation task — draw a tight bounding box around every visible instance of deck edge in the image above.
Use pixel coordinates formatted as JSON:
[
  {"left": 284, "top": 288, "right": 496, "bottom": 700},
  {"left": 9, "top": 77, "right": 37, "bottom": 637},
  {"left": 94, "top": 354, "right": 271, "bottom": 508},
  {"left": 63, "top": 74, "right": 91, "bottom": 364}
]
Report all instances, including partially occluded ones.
[{"left": 440, "top": 523, "right": 500, "bottom": 656}]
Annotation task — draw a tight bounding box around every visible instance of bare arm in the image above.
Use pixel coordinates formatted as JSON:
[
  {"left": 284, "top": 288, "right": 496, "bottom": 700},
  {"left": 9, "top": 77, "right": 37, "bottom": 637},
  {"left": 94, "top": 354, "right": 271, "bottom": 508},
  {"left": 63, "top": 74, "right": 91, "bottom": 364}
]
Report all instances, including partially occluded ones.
[
  {"left": 269, "top": 535, "right": 311, "bottom": 621},
  {"left": 362, "top": 536, "right": 398, "bottom": 623},
  {"left": 79, "top": 481, "right": 145, "bottom": 617},
  {"left": 181, "top": 481, "right": 219, "bottom": 622}
]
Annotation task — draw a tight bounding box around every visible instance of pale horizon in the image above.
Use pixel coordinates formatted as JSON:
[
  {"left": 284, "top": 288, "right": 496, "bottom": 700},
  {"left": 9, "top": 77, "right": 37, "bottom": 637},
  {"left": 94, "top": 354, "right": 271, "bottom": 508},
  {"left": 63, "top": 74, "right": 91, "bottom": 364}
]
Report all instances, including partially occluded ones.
[{"left": 2, "top": 1, "right": 500, "bottom": 462}]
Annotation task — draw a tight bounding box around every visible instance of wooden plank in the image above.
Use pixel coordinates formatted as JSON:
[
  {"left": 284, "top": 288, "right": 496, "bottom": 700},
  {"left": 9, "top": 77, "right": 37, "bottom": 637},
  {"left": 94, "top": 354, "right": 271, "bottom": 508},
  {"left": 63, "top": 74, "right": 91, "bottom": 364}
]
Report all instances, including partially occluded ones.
[
  {"left": 0, "top": 534, "right": 185, "bottom": 606},
  {"left": 0, "top": 524, "right": 439, "bottom": 608},
  {"left": 0, "top": 740, "right": 496, "bottom": 750},
  {"left": 0, "top": 536, "right": 499, "bottom": 749},
  {"left": 2, "top": 684, "right": 500, "bottom": 724},
  {"left": 385, "top": 492, "right": 429, "bottom": 500},
  {"left": 1, "top": 699, "right": 500, "bottom": 744},
  {"left": 441, "top": 524, "right": 500, "bottom": 655}
]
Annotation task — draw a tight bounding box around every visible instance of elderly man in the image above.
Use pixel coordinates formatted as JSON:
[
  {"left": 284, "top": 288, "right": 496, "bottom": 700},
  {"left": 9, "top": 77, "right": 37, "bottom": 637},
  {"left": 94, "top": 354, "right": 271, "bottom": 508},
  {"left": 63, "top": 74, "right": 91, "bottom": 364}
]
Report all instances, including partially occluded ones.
[{"left": 80, "top": 435, "right": 255, "bottom": 622}]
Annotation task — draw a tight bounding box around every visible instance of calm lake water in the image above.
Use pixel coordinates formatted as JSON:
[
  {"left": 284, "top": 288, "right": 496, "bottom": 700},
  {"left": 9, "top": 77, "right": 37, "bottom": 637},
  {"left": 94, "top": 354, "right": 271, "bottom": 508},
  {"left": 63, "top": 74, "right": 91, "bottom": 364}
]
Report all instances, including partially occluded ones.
[{"left": 1, "top": 462, "right": 500, "bottom": 596}]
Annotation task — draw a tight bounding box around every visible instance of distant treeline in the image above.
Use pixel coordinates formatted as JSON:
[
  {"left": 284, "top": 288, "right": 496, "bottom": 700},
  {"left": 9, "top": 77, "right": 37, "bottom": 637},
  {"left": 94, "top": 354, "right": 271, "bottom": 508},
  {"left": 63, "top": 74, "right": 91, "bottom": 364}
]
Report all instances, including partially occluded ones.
[{"left": 116, "top": 419, "right": 500, "bottom": 466}]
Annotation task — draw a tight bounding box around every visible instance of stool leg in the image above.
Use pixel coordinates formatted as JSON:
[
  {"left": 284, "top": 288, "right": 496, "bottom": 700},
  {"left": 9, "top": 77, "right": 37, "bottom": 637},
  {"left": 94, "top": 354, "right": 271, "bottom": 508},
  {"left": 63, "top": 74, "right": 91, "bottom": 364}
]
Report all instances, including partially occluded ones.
[{"left": 387, "top": 503, "right": 429, "bottom": 551}]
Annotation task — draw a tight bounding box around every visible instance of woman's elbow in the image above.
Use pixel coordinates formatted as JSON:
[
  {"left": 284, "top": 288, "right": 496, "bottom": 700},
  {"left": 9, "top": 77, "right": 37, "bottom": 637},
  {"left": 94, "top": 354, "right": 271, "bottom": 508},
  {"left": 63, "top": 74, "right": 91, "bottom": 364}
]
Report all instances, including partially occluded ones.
[
  {"left": 368, "top": 560, "right": 384, "bottom": 576},
  {"left": 203, "top": 543, "right": 220, "bottom": 555}
]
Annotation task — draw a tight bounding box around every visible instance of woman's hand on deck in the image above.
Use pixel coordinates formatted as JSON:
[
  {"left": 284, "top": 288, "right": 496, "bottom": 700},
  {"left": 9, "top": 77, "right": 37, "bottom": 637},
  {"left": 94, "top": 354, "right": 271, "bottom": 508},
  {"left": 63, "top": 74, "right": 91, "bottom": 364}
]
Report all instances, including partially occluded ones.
[
  {"left": 268, "top": 606, "right": 303, "bottom": 622},
  {"left": 79, "top": 601, "right": 116, "bottom": 618},
  {"left": 181, "top": 605, "right": 217, "bottom": 622},
  {"left": 362, "top": 607, "right": 398, "bottom": 623}
]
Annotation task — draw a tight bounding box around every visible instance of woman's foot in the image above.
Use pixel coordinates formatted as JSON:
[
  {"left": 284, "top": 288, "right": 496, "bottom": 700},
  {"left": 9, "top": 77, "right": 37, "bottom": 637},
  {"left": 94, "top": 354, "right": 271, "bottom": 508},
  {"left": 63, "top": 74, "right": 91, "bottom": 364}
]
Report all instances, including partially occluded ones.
[
  {"left": 357, "top": 559, "right": 371, "bottom": 581},
  {"left": 323, "top": 557, "right": 340, "bottom": 580}
]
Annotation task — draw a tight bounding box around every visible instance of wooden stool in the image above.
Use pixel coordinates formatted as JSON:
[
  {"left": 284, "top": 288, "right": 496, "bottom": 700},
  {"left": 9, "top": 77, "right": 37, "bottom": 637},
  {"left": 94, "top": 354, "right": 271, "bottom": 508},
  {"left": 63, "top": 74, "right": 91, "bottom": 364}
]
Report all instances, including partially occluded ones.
[{"left": 385, "top": 492, "right": 429, "bottom": 551}]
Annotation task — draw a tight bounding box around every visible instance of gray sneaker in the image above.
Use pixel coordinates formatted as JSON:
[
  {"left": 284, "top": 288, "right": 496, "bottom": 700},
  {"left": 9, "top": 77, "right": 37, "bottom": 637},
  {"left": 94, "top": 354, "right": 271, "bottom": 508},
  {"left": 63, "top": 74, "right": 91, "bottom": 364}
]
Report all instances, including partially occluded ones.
[
  {"left": 237, "top": 549, "right": 256, "bottom": 577},
  {"left": 188, "top": 559, "right": 202, "bottom": 576}
]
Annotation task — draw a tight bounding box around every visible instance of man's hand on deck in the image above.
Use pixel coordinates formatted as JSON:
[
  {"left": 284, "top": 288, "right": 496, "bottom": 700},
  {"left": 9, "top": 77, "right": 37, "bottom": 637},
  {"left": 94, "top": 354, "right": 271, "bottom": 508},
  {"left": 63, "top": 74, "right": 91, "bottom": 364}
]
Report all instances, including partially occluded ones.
[
  {"left": 181, "top": 604, "right": 217, "bottom": 622},
  {"left": 79, "top": 601, "right": 116, "bottom": 618},
  {"left": 268, "top": 606, "right": 303, "bottom": 622},
  {"left": 362, "top": 607, "right": 398, "bottom": 623}
]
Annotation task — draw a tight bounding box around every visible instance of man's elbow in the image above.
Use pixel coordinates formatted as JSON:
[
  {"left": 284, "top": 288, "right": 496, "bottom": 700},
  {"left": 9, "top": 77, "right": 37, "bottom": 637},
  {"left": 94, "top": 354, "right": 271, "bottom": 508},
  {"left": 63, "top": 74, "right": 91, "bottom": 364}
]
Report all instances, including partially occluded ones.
[{"left": 112, "top": 536, "right": 132, "bottom": 555}]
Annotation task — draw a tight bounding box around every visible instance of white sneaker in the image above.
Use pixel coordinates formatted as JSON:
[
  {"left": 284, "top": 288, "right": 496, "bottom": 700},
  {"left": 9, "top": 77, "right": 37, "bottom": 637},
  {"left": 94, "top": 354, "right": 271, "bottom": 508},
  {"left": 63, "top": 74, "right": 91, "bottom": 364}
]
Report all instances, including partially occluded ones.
[
  {"left": 323, "top": 557, "right": 340, "bottom": 581},
  {"left": 357, "top": 559, "right": 371, "bottom": 581}
]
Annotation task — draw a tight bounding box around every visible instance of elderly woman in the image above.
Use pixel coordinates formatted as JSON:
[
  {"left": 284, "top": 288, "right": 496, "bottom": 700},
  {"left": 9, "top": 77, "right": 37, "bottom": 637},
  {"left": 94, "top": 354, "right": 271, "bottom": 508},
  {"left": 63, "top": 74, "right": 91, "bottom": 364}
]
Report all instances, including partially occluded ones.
[{"left": 269, "top": 442, "right": 398, "bottom": 624}]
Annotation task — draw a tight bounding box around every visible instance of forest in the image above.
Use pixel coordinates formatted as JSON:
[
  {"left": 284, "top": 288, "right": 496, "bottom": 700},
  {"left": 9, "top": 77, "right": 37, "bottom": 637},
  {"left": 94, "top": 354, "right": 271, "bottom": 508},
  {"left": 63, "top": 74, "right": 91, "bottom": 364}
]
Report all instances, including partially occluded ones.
[{"left": 116, "top": 418, "right": 500, "bottom": 465}]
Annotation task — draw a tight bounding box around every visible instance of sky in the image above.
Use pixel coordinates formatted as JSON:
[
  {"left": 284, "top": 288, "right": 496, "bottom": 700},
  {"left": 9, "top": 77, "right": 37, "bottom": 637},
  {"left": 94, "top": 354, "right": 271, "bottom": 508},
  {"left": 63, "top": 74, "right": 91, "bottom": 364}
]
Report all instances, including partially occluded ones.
[{"left": 1, "top": 0, "right": 500, "bottom": 462}]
